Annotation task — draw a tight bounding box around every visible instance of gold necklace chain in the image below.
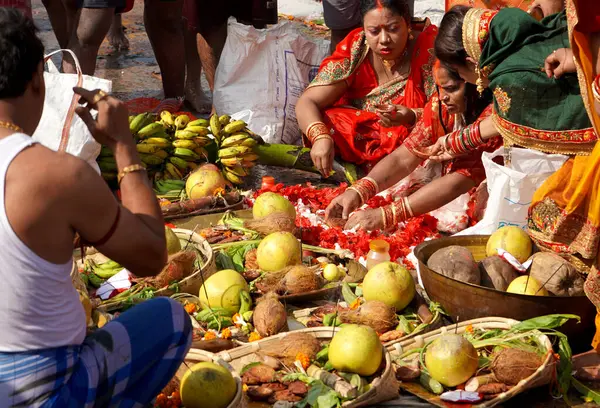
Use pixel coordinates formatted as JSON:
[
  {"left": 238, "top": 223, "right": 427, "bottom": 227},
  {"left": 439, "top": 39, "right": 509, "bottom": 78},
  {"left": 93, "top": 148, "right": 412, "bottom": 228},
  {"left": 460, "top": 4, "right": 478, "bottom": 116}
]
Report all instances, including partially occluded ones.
[{"left": 0, "top": 121, "right": 24, "bottom": 133}]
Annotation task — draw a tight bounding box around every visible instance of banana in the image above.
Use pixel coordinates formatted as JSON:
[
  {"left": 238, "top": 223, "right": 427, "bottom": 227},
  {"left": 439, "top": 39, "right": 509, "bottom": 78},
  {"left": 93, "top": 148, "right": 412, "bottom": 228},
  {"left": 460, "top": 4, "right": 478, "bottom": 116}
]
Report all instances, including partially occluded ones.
[
  {"left": 241, "top": 153, "right": 259, "bottom": 162},
  {"left": 129, "top": 113, "right": 152, "bottom": 134},
  {"left": 241, "top": 138, "right": 258, "bottom": 148},
  {"left": 219, "top": 157, "right": 243, "bottom": 167},
  {"left": 142, "top": 137, "right": 171, "bottom": 148},
  {"left": 136, "top": 144, "right": 163, "bottom": 154},
  {"left": 140, "top": 154, "right": 164, "bottom": 166},
  {"left": 210, "top": 114, "right": 222, "bottom": 141},
  {"left": 174, "top": 114, "right": 190, "bottom": 130},
  {"left": 223, "top": 168, "right": 244, "bottom": 185},
  {"left": 193, "top": 136, "right": 212, "bottom": 147},
  {"left": 226, "top": 165, "right": 248, "bottom": 177},
  {"left": 138, "top": 122, "right": 166, "bottom": 138},
  {"left": 187, "top": 162, "right": 199, "bottom": 171},
  {"left": 221, "top": 133, "right": 251, "bottom": 148},
  {"left": 153, "top": 149, "right": 169, "bottom": 160},
  {"left": 101, "top": 172, "right": 118, "bottom": 181},
  {"left": 219, "top": 114, "right": 231, "bottom": 126},
  {"left": 188, "top": 118, "right": 210, "bottom": 127},
  {"left": 98, "top": 161, "right": 117, "bottom": 172},
  {"left": 169, "top": 156, "right": 189, "bottom": 171},
  {"left": 99, "top": 146, "right": 113, "bottom": 157},
  {"left": 218, "top": 146, "right": 251, "bottom": 159},
  {"left": 166, "top": 162, "right": 184, "bottom": 179},
  {"left": 223, "top": 120, "right": 246, "bottom": 135},
  {"left": 193, "top": 147, "right": 208, "bottom": 159},
  {"left": 174, "top": 130, "right": 197, "bottom": 140},
  {"left": 160, "top": 111, "right": 175, "bottom": 127},
  {"left": 184, "top": 126, "right": 210, "bottom": 137},
  {"left": 238, "top": 290, "right": 252, "bottom": 315},
  {"left": 172, "top": 139, "right": 198, "bottom": 149},
  {"left": 173, "top": 148, "right": 200, "bottom": 161},
  {"left": 128, "top": 115, "right": 135, "bottom": 124}
]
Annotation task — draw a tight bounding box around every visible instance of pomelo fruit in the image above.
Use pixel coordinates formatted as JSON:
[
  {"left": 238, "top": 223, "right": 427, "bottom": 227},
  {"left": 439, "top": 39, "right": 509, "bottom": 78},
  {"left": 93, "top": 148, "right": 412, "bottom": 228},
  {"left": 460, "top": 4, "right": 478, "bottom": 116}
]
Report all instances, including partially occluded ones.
[
  {"left": 186, "top": 164, "right": 227, "bottom": 199},
  {"left": 253, "top": 192, "right": 296, "bottom": 219},
  {"left": 506, "top": 275, "right": 549, "bottom": 296},
  {"left": 425, "top": 334, "right": 479, "bottom": 387},
  {"left": 199, "top": 269, "right": 249, "bottom": 314},
  {"left": 328, "top": 324, "right": 383, "bottom": 376},
  {"left": 180, "top": 361, "right": 237, "bottom": 408},
  {"left": 323, "top": 264, "right": 344, "bottom": 281},
  {"left": 486, "top": 226, "right": 533, "bottom": 264},
  {"left": 256, "top": 231, "right": 301, "bottom": 272},
  {"left": 362, "top": 261, "right": 415, "bottom": 311}
]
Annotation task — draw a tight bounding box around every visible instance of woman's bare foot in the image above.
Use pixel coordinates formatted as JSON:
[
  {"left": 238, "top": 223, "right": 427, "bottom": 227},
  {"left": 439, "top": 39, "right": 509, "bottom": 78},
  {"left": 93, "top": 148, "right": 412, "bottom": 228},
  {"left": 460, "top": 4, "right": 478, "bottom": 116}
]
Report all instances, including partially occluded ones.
[
  {"left": 573, "top": 350, "right": 600, "bottom": 381},
  {"left": 108, "top": 14, "right": 130, "bottom": 51},
  {"left": 185, "top": 78, "right": 212, "bottom": 114}
]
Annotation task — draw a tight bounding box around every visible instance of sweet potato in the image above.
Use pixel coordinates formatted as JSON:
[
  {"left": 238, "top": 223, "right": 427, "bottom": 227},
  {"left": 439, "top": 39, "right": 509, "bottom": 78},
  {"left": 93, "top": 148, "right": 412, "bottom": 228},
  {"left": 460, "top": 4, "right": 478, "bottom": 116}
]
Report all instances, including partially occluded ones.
[
  {"left": 529, "top": 252, "right": 584, "bottom": 297},
  {"left": 427, "top": 246, "right": 480, "bottom": 285},
  {"left": 479, "top": 256, "right": 519, "bottom": 291}
]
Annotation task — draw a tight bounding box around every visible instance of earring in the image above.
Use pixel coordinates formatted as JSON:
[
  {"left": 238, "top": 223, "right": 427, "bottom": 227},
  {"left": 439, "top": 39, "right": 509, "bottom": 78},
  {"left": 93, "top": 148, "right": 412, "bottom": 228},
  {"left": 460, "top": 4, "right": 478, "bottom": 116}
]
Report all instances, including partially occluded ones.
[
  {"left": 475, "top": 64, "right": 485, "bottom": 96},
  {"left": 407, "top": 25, "right": 414, "bottom": 40}
]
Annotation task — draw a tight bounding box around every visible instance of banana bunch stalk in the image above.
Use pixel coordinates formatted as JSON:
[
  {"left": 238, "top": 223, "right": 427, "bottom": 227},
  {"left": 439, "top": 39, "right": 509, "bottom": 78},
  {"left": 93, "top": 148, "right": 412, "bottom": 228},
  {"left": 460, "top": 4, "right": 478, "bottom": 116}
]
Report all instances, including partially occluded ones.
[{"left": 212, "top": 114, "right": 258, "bottom": 185}]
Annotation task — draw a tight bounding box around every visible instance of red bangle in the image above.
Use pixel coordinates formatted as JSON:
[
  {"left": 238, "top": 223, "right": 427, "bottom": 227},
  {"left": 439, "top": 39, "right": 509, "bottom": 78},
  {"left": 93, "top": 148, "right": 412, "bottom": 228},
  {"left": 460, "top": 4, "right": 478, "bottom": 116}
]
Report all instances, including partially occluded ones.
[{"left": 306, "top": 122, "right": 330, "bottom": 144}]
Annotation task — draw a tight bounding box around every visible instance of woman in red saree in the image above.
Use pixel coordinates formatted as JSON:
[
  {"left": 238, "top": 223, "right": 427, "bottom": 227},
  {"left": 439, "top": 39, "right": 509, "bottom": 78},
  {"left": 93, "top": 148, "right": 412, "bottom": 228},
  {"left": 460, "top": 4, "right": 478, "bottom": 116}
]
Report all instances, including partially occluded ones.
[
  {"left": 295, "top": 0, "right": 437, "bottom": 177},
  {"left": 325, "top": 61, "right": 502, "bottom": 231}
]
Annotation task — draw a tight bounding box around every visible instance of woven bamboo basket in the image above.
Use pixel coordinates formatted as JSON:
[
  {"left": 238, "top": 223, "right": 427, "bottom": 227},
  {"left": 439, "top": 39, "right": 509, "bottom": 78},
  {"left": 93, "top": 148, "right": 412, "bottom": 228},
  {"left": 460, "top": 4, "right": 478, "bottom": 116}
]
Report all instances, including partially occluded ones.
[
  {"left": 175, "top": 348, "right": 247, "bottom": 408},
  {"left": 218, "top": 327, "right": 400, "bottom": 407},
  {"left": 387, "top": 317, "right": 556, "bottom": 408}
]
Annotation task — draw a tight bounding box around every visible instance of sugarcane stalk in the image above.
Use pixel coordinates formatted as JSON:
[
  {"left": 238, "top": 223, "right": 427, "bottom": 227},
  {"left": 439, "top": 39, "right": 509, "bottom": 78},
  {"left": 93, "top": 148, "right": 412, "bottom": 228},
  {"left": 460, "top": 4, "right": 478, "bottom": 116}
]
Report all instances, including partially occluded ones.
[{"left": 306, "top": 364, "right": 358, "bottom": 399}]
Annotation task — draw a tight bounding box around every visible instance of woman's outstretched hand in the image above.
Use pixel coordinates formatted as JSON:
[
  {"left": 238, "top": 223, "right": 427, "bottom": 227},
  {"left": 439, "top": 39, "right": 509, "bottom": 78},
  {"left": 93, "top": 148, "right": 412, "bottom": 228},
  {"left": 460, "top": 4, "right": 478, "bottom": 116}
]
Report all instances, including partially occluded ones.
[
  {"left": 311, "top": 137, "right": 335, "bottom": 178},
  {"left": 412, "top": 136, "right": 458, "bottom": 162},
  {"left": 377, "top": 104, "right": 416, "bottom": 128},
  {"left": 325, "top": 189, "right": 362, "bottom": 221},
  {"left": 544, "top": 48, "right": 576, "bottom": 79},
  {"left": 344, "top": 208, "right": 384, "bottom": 231}
]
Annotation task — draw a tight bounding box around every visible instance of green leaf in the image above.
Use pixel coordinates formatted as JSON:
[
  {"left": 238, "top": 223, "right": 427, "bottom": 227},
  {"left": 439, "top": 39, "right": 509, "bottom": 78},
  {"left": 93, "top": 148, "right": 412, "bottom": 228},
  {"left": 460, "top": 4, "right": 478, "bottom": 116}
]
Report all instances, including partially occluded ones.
[
  {"left": 298, "top": 381, "right": 342, "bottom": 408},
  {"left": 215, "top": 251, "right": 235, "bottom": 271},
  {"left": 511, "top": 314, "right": 580, "bottom": 332},
  {"left": 572, "top": 378, "right": 600, "bottom": 404},
  {"left": 240, "top": 362, "right": 262, "bottom": 375}
]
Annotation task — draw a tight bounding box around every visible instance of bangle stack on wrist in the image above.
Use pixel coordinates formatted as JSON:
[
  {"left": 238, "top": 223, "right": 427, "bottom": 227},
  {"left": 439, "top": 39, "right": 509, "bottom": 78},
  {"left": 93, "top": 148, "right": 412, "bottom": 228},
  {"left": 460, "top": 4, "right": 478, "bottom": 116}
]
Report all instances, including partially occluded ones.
[
  {"left": 448, "top": 123, "right": 484, "bottom": 154},
  {"left": 347, "top": 177, "right": 379, "bottom": 205},
  {"left": 380, "top": 197, "right": 414, "bottom": 231},
  {"left": 306, "top": 122, "right": 333, "bottom": 144}
]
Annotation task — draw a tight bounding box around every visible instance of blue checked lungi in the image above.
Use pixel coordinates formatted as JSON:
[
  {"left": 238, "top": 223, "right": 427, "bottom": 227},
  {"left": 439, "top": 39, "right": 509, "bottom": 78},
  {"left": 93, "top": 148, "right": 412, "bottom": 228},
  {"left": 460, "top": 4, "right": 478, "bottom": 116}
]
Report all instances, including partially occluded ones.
[{"left": 0, "top": 297, "right": 192, "bottom": 408}]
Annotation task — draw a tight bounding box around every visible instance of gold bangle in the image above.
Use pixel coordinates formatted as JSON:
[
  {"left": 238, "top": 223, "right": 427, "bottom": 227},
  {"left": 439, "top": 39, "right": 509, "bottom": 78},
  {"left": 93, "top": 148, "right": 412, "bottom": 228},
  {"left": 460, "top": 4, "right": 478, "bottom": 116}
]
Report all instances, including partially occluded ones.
[
  {"left": 391, "top": 203, "right": 397, "bottom": 225},
  {"left": 404, "top": 196, "right": 414, "bottom": 218},
  {"left": 381, "top": 207, "right": 387, "bottom": 230},
  {"left": 118, "top": 164, "right": 146, "bottom": 184},
  {"left": 348, "top": 186, "right": 365, "bottom": 205},
  {"left": 312, "top": 134, "right": 334, "bottom": 144}
]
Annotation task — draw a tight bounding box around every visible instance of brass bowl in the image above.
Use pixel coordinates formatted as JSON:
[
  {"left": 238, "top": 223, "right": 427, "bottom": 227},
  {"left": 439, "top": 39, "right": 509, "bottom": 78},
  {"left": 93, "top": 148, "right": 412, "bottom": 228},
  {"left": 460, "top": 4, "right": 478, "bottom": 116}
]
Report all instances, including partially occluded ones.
[{"left": 414, "top": 235, "right": 595, "bottom": 350}]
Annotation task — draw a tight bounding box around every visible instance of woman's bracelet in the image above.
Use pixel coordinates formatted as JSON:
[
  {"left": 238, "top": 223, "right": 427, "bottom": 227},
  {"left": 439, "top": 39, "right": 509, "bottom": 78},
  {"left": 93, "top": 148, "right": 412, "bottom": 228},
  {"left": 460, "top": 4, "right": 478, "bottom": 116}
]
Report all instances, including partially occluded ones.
[
  {"left": 312, "top": 134, "right": 334, "bottom": 144},
  {"left": 448, "top": 122, "right": 485, "bottom": 154},
  {"left": 306, "top": 121, "right": 330, "bottom": 144},
  {"left": 348, "top": 177, "right": 379, "bottom": 205}
]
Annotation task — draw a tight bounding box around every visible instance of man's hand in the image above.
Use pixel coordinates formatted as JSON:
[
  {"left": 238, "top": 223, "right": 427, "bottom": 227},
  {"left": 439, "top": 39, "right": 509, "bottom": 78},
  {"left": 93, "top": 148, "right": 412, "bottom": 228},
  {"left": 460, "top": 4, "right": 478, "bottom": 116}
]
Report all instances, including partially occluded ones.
[
  {"left": 325, "top": 189, "right": 362, "bottom": 220},
  {"left": 544, "top": 48, "right": 576, "bottom": 79},
  {"left": 73, "top": 87, "right": 134, "bottom": 150}
]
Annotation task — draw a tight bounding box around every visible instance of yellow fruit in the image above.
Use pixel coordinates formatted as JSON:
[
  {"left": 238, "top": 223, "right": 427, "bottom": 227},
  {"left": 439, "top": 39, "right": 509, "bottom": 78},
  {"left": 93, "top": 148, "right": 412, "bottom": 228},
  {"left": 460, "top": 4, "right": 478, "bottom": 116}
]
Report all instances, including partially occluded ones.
[
  {"left": 199, "top": 269, "right": 249, "bottom": 313},
  {"left": 180, "top": 362, "right": 237, "bottom": 408},
  {"left": 486, "top": 226, "right": 533, "bottom": 263},
  {"left": 323, "top": 264, "right": 344, "bottom": 281},
  {"left": 175, "top": 114, "right": 190, "bottom": 130},
  {"left": 185, "top": 126, "right": 210, "bottom": 136},
  {"left": 329, "top": 325, "right": 383, "bottom": 376},
  {"left": 78, "top": 290, "right": 93, "bottom": 326},
  {"left": 363, "top": 262, "right": 415, "bottom": 311},
  {"left": 165, "top": 226, "right": 181, "bottom": 255},
  {"left": 506, "top": 275, "right": 549, "bottom": 296},
  {"left": 223, "top": 120, "right": 246, "bottom": 134},
  {"left": 425, "top": 334, "right": 479, "bottom": 387}
]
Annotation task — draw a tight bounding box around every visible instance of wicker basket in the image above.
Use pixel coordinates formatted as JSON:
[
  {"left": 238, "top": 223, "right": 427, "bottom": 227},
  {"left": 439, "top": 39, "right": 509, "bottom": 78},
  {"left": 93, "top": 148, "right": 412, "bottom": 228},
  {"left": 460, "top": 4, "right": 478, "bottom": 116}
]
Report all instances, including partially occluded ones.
[
  {"left": 154, "top": 228, "right": 216, "bottom": 297},
  {"left": 175, "top": 348, "right": 247, "bottom": 408},
  {"left": 291, "top": 304, "right": 444, "bottom": 347},
  {"left": 387, "top": 317, "right": 556, "bottom": 408},
  {"left": 218, "top": 327, "right": 400, "bottom": 407}
]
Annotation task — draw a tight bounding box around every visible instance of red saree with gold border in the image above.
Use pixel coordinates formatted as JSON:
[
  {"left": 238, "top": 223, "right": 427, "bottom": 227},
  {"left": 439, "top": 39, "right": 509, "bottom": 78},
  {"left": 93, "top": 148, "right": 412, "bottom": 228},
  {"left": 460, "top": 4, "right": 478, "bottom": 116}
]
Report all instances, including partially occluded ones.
[{"left": 307, "top": 21, "right": 438, "bottom": 166}]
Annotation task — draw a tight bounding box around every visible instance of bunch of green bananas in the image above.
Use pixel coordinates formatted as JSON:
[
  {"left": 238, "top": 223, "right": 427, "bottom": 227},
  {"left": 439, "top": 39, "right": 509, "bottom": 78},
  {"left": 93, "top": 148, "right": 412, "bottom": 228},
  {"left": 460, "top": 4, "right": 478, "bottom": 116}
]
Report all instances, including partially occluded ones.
[
  {"left": 84, "top": 259, "right": 124, "bottom": 288},
  {"left": 211, "top": 114, "right": 259, "bottom": 185}
]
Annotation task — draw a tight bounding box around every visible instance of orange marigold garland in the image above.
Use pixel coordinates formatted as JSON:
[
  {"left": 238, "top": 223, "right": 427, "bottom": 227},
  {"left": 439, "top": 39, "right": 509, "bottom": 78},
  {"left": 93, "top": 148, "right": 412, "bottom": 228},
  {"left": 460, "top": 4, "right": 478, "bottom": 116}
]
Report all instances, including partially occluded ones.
[
  {"left": 203, "top": 331, "right": 217, "bottom": 341},
  {"left": 248, "top": 331, "right": 262, "bottom": 342},
  {"left": 221, "top": 328, "right": 232, "bottom": 339},
  {"left": 296, "top": 352, "right": 311, "bottom": 370},
  {"left": 184, "top": 303, "right": 197, "bottom": 314}
]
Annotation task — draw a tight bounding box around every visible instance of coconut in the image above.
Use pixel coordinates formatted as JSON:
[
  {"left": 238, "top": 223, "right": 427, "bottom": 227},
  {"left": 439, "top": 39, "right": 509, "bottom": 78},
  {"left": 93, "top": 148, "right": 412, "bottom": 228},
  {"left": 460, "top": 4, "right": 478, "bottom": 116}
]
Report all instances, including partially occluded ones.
[
  {"left": 491, "top": 348, "right": 542, "bottom": 385},
  {"left": 425, "top": 334, "right": 479, "bottom": 387},
  {"left": 253, "top": 292, "right": 288, "bottom": 337},
  {"left": 339, "top": 301, "right": 398, "bottom": 333},
  {"left": 244, "top": 212, "right": 296, "bottom": 235},
  {"left": 529, "top": 252, "right": 584, "bottom": 297},
  {"left": 186, "top": 164, "right": 227, "bottom": 199},
  {"left": 253, "top": 192, "right": 296, "bottom": 219},
  {"left": 486, "top": 226, "right": 533, "bottom": 263},
  {"left": 261, "top": 332, "right": 321, "bottom": 366},
  {"left": 278, "top": 265, "right": 320, "bottom": 295},
  {"left": 329, "top": 325, "right": 383, "bottom": 376},
  {"left": 256, "top": 232, "right": 302, "bottom": 272},
  {"left": 180, "top": 361, "right": 237, "bottom": 408}
]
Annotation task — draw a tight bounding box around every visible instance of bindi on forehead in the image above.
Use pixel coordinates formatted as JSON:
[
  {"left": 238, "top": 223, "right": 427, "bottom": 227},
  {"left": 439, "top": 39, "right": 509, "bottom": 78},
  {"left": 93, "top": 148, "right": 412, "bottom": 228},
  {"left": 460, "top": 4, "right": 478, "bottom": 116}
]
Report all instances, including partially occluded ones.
[{"left": 375, "top": 0, "right": 384, "bottom": 9}]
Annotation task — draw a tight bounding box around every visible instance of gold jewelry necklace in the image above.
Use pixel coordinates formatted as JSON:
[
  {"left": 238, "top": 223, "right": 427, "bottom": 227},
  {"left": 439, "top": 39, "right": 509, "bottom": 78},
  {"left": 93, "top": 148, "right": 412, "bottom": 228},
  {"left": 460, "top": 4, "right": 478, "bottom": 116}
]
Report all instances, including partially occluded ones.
[{"left": 0, "top": 121, "right": 24, "bottom": 133}]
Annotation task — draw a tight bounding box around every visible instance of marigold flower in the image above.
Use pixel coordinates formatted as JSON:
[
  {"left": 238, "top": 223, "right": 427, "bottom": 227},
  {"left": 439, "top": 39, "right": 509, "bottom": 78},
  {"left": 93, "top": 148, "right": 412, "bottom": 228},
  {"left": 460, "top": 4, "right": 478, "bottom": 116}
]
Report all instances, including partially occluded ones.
[
  {"left": 155, "top": 394, "right": 168, "bottom": 407},
  {"left": 465, "top": 324, "right": 474, "bottom": 334},
  {"left": 184, "top": 303, "right": 197, "bottom": 314},
  {"left": 221, "top": 328, "right": 232, "bottom": 339},
  {"left": 296, "top": 352, "right": 311, "bottom": 370},
  {"left": 204, "top": 331, "right": 217, "bottom": 341},
  {"left": 242, "top": 384, "right": 249, "bottom": 392},
  {"left": 233, "top": 313, "right": 244, "bottom": 328},
  {"left": 349, "top": 298, "right": 361, "bottom": 310},
  {"left": 248, "top": 331, "right": 262, "bottom": 342}
]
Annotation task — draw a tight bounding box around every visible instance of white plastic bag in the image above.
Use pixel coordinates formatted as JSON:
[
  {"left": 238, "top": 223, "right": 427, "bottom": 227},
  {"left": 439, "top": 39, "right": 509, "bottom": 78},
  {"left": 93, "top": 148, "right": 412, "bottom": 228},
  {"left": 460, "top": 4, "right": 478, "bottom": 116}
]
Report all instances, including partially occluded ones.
[
  {"left": 32, "top": 49, "right": 112, "bottom": 173},
  {"left": 214, "top": 18, "right": 329, "bottom": 145},
  {"left": 456, "top": 147, "right": 568, "bottom": 236}
]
